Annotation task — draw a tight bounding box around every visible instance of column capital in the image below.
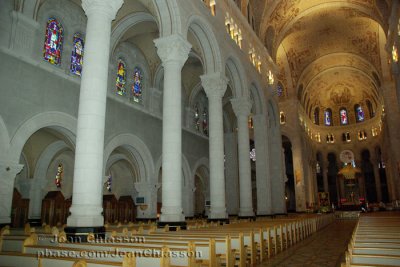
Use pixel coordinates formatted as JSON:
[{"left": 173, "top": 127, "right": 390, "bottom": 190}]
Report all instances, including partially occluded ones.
[
  {"left": 82, "top": 0, "right": 123, "bottom": 20},
  {"left": 154, "top": 34, "right": 191, "bottom": 67},
  {"left": 231, "top": 97, "right": 252, "bottom": 117},
  {"left": 0, "top": 161, "right": 24, "bottom": 178},
  {"left": 200, "top": 72, "right": 229, "bottom": 99}
]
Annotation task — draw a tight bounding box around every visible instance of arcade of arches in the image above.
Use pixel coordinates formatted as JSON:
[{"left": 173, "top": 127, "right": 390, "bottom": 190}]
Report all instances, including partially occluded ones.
[{"left": 0, "top": 0, "right": 399, "bottom": 244}]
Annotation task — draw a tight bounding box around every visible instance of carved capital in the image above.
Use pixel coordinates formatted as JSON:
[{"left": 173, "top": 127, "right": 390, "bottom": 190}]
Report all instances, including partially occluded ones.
[
  {"left": 200, "top": 72, "right": 229, "bottom": 99},
  {"left": 82, "top": 0, "right": 123, "bottom": 20},
  {"left": 154, "top": 35, "right": 191, "bottom": 67},
  {"left": 231, "top": 97, "right": 252, "bottom": 117},
  {"left": 0, "top": 161, "right": 24, "bottom": 180}
]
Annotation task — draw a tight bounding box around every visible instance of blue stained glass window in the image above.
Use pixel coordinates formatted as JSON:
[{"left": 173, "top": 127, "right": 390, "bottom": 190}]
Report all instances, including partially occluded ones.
[
  {"left": 131, "top": 67, "right": 142, "bottom": 103},
  {"left": 43, "top": 18, "right": 63, "bottom": 65},
  {"left": 116, "top": 59, "right": 126, "bottom": 96},
  {"left": 355, "top": 104, "right": 365, "bottom": 122},
  {"left": 324, "top": 109, "right": 332, "bottom": 126},
  {"left": 70, "top": 33, "right": 84, "bottom": 76},
  {"left": 340, "top": 108, "right": 348, "bottom": 125}
]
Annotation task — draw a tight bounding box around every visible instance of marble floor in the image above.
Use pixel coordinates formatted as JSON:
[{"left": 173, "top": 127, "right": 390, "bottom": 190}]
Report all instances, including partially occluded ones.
[{"left": 258, "top": 219, "right": 357, "bottom": 267}]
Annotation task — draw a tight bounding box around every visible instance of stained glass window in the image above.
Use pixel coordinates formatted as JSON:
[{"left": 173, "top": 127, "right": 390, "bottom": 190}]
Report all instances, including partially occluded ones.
[
  {"left": 340, "top": 108, "right": 348, "bottom": 125},
  {"left": 250, "top": 148, "right": 256, "bottom": 162},
  {"left": 194, "top": 104, "right": 200, "bottom": 131},
  {"left": 277, "top": 82, "right": 284, "bottom": 97},
  {"left": 202, "top": 108, "right": 208, "bottom": 136},
  {"left": 43, "top": 18, "right": 63, "bottom": 65},
  {"left": 55, "top": 163, "right": 63, "bottom": 188},
  {"left": 354, "top": 104, "right": 365, "bottom": 122},
  {"left": 131, "top": 67, "right": 142, "bottom": 103},
  {"left": 116, "top": 59, "right": 126, "bottom": 96},
  {"left": 392, "top": 45, "right": 398, "bottom": 63},
  {"left": 324, "top": 109, "right": 332, "bottom": 126},
  {"left": 104, "top": 174, "right": 112, "bottom": 192},
  {"left": 70, "top": 33, "right": 84, "bottom": 76}
]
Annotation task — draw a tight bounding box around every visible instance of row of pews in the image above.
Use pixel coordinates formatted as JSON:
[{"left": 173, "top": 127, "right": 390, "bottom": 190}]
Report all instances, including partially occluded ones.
[
  {"left": 344, "top": 212, "right": 400, "bottom": 267},
  {"left": 0, "top": 214, "right": 334, "bottom": 267}
]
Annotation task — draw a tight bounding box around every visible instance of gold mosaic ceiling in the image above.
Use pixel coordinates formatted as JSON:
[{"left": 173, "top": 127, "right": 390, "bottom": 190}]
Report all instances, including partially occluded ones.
[{"left": 257, "top": 0, "right": 390, "bottom": 111}]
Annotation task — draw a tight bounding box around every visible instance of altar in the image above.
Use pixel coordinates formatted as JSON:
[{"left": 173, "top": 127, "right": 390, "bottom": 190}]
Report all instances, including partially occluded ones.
[{"left": 337, "top": 150, "right": 364, "bottom": 210}]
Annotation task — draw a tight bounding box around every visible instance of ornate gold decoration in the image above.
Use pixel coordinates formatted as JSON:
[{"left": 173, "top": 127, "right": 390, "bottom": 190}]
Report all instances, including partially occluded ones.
[{"left": 338, "top": 164, "right": 361, "bottom": 180}]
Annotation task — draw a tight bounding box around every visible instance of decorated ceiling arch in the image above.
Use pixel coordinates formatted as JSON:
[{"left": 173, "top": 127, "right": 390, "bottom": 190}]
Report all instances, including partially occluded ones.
[{"left": 255, "top": 0, "right": 391, "bottom": 125}]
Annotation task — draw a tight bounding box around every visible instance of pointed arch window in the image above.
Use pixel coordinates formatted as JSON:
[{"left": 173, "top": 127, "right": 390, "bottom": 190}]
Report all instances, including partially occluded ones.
[
  {"left": 70, "top": 33, "right": 84, "bottom": 76},
  {"left": 354, "top": 104, "right": 365, "bottom": 123},
  {"left": 43, "top": 18, "right": 63, "bottom": 65},
  {"left": 131, "top": 67, "right": 143, "bottom": 103},
  {"left": 324, "top": 108, "right": 332, "bottom": 126},
  {"left": 116, "top": 59, "right": 126, "bottom": 96},
  {"left": 339, "top": 108, "right": 348, "bottom": 125},
  {"left": 313, "top": 107, "right": 320, "bottom": 125}
]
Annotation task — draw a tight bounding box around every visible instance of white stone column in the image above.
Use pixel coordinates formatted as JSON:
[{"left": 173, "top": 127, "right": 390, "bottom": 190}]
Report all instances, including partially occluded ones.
[
  {"left": 28, "top": 179, "right": 46, "bottom": 223},
  {"left": 370, "top": 157, "right": 382, "bottom": 202},
  {"left": 67, "top": 0, "right": 123, "bottom": 228},
  {"left": 224, "top": 132, "right": 239, "bottom": 215},
  {"left": 201, "top": 73, "right": 229, "bottom": 220},
  {"left": 154, "top": 35, "right": 191, "bottom": 224},
  {"left": 253, "top": 114, "right": 272, "bottom": 215},
  {"left": 231, "top": 97, "right": 254, "bottom": 217},
  {"left": 0, "top": 161, "right": 24, "bottom": 224}
]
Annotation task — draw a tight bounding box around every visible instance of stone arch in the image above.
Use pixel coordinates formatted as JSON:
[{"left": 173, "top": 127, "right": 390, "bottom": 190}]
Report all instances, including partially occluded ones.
[
  {"left": 225, "top": 57, "right": 247, "bottom": 98},
  {"left": 267, "top": 99, "right": 279, "bottom": 128},
  {"left": 110, "top": 12, "right": 158, "bottom": 53},
  {"left": 265, "top": 26, "right": 275, "bottom": 58},
  {"left": 185, "top": 15, "right": 223, "bottom": 74},
  {"left": 249, "top": 82, "right": 266, "bottom": 115},
  {"left": 0, "top": 115, "right": 10, "bottom": 156},
  {"left": 188, "top": 82, "right": 204, "bottom": 109},
  {"left": 9, "top": 112, "right": 77, "bottom": 163},
  {"left": 273, "top": 2, "right": 384, "bottom": 57},
  {"left": 191, "top": 157, "right": 210, "bottom": 180},
  {"left": 103, "top": 133, "right": 155, "bottom": 183},
  {"left": 151, "top": 0, "right": 182, "bottom": 36}
]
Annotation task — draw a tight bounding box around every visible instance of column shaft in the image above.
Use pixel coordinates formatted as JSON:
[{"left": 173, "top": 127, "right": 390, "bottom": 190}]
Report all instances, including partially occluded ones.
[
  {"left": 232, "top": 98, "right": 253, "bottom": 217},
  {"left": 154, "top": 35, "right": 191, "bottom": 224},
  {"left": 201, "top": 73, "right": 228, "bottom": 220},
  {"left": 67, "top": 0, "right": 123, "bottom": 228},
  {"left": 253, "top": 114, "right": 272, "bottom": 215}
]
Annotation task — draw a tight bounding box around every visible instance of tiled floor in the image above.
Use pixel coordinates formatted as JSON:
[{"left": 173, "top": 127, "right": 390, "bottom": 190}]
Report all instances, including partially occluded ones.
[{"left": 258, "top": 220, "right": 357, "bottom": 267}]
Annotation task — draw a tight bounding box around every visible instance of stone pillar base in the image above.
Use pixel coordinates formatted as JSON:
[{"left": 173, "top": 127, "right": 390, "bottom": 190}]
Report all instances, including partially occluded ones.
[
  {"left": 207, "top": 218, "right": 230, "bottom": 225},
  {"left": 238, "top": 208, "right": 254, "bottom": 217},
  {"left": 157, "top": 221, "right": 187, "bottom": 231},
  {"left": 64, "top": 226, "right": 105, "bottom": 243}
]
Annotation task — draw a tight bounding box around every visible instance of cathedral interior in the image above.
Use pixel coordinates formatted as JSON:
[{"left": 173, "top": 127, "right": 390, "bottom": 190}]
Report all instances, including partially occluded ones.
[{"left": 0, "top": 0, "right": 399, "bottom": 266}]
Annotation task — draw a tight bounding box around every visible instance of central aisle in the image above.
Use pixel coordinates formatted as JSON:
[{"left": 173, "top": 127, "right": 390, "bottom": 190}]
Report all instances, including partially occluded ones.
[{"left": 259, "top": 219, "right": 357, "bottom": 267}]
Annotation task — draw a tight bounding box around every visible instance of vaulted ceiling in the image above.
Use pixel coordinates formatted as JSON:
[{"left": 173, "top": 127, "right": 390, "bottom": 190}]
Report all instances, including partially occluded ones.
[{"left": 255, "top": 0, "right": 391, "bottom": 119}]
